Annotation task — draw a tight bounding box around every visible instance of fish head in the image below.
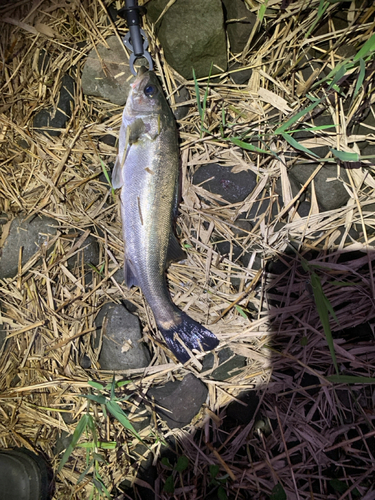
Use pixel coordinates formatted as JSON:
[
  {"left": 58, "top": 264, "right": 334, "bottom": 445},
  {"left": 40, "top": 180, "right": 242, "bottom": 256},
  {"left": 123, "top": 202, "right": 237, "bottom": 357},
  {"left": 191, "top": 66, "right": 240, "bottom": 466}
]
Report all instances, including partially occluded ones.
[{"left": 125, "top": 67, "right": 171, "bottom": 118}]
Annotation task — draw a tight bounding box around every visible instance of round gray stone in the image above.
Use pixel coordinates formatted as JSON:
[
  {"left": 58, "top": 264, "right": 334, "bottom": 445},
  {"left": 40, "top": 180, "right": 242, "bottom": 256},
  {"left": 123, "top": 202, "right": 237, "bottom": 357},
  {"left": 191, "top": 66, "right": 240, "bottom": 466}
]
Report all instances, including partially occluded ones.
[{"left": 94, "top": 303, "right": 150, "bottom": 370}]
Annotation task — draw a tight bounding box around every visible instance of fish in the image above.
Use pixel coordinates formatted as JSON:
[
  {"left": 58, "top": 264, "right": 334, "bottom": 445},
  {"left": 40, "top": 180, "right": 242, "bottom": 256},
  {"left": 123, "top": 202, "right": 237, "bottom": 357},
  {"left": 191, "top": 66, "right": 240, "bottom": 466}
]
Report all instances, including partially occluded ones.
[{"left": 112, "top": 67, "right": 219, "bottom": 363}]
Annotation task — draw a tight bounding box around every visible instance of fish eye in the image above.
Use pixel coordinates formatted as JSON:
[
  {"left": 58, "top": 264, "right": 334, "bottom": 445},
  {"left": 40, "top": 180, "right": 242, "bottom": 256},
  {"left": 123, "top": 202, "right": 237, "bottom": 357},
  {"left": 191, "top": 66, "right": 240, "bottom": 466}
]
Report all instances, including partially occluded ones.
[{"left": 144, "top": 84, "right": 157, "bottom": 98}]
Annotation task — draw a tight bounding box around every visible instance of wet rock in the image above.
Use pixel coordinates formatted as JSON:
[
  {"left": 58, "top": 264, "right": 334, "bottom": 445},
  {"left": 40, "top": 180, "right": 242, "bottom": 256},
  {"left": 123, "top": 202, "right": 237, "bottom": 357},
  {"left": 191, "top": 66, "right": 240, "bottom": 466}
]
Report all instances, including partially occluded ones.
[
  {"left": 93, "top": 303, "right": 150, "bottom": 370},
  {"left": 0, "top": 216, "right": 58, "bottom": 279},
  {"left": 222, "top": 0, "right": 257, "bottom": 54},
  {"left": 193, "top": 163, "right": 257, "bottom": 204},
  {"left": 202, "top": 347, "right": 247, "bottom": 380},
  {"left": 81, "top": 36, "right": 138, "bottom": 105},
  {"left": 288, "top": 163, "right": 350, "bottom": 212},
  {"left": 33, "top": 74, "right": 74, "bottom": 137},
  {"left": 147, "top": 373, "right": 208, "bottom": 428},
  {"left": 146, "top": 0, "right": 227, "bottom": 79}
]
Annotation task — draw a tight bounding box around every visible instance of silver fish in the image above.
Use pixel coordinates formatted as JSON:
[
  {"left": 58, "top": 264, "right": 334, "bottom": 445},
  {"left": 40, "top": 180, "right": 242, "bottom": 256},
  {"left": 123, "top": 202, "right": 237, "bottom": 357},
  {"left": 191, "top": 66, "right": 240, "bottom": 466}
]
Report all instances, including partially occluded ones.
[{"left": 112, "top": 67, "right": 219, "bottom": 363}]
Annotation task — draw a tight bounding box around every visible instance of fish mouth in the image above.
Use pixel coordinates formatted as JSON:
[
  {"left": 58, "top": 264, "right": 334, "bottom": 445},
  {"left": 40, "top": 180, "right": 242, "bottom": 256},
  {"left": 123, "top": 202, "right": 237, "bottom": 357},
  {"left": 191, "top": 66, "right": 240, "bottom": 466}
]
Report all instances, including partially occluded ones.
[{"left": 132, "top": 65, "right": 150, "bottom": 89}]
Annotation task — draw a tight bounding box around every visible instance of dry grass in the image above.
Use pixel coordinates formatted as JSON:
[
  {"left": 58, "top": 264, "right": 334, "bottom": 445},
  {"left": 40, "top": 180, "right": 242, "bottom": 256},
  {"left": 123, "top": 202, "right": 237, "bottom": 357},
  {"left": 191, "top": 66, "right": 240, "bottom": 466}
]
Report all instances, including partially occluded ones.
[{"left": 0, "top": 0, "right": 375, "bottom": 498}]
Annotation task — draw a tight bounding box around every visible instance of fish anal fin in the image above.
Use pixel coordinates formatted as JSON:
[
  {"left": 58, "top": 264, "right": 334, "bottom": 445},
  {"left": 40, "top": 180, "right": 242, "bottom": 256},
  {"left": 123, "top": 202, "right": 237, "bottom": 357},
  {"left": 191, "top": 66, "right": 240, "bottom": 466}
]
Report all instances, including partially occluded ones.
[{"left": 167, "top": 233, "right": 186, "bottom": 264}]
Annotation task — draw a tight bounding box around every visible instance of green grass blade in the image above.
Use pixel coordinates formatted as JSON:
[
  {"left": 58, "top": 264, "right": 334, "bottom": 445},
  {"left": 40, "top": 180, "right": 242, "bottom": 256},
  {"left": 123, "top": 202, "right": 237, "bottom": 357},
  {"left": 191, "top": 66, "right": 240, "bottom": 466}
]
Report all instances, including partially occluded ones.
[
  {"left": 330, "top": 148, "right": 360, "bottom": 162},
  {"left": 99, "top": 157, "right": 115, "bottom": 200},
  {"left": 275, "top": 98, "right": 323, "bottom": 134},
  {"left": 77, "top": 441, "right": 117, "bottom": 449},
  {"left": 353, "top": 32, "right": 375, "bottom": 61},
  {"left": 281, "top": 132, "right": 320, "bottom": 158},
  {"left": 353, "top": 58, "right": 366, "bottom": 100},
  {"left": 88, "top": 381, "right": 104, "bottom": 391},
  {"left": 77, "top": 460, "right": 94, "bottom": 483},
  {"left": 310, "top": 272, "right": 339, "bottom": 373},
  {"left": 258, "top": 0, "right": 268, "bottom": 22},
  {"left": 192, "top": 68, "right": 203, "bottom": 119},
  {"left": 230, "top": 137, "right": 271, "bottom": 155},
  {"left": 106, "top": 400, "right": 142, "bottom": 441},
  {"left": 305, "top": 0, "right": 329, "bottom": 38},
  {"left": 58, "top": 413, "right": 90, "bottom": 472},
  {"left": 82, "top": 394, "right": 108, "bottom": 405}
]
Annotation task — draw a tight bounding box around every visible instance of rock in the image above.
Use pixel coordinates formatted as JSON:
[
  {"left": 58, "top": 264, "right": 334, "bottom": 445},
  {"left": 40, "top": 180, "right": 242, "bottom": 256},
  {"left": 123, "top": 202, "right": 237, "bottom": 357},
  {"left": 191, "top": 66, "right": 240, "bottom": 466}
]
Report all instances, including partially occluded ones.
[
  {"left": 146, "top": 0, "right": 227, "bottom": 79},
  {"left": 193, "top": 163, "right": 257, "bottom": 204},
  {"left": 275, "top": 174, "right": 305, "bottom": 205},
  {"left": 297, "top": 201, "right": 311, "bottom": 217},
  {"left": 229, "top": 61, "right": 252, "bottom": 85},
  {"left": 0, "top": 216, "right": 58, "bottom": 279},
  {"left": 288, "top": 164, "right": 350, "bottom": 212},
  {"left": 222, "top": 0, "right": 257, "bottom": 54},
  {"left": 33, "top": 74, "right": 75, "bottom": 137},
  {"left": 147, "top": 373, "right": 208, "bottom": 428},
  {"left": 81, "top": 36, "right": 138, "bottom": 105},
  {"left": 93, "top": 303, "right": 150, "bottom": 370},
  {"left": 171, "top": 85, "right": 191, "bottom": 120},
  {"left": 66, "top": 233, "right": 100, "bottom": 270},
  {"left": 202, "top": 347, "right": 247, "bottom": 380}
]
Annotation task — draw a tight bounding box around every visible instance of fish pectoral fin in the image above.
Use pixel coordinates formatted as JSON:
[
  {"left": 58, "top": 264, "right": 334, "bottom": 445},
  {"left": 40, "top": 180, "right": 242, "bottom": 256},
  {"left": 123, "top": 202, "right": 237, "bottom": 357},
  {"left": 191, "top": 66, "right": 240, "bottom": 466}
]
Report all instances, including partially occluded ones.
[
  {"left": 111, "top": 155, "right": 125, "bottom": 189},
  {"left": 112, "top": 119, "right": 147, "bottom": 190},
  {"left": 124, "top": 259, "right": 139, "bottom": 288},
  {"left": 166, "top": 233, "right": 186, "bottom": 264}
]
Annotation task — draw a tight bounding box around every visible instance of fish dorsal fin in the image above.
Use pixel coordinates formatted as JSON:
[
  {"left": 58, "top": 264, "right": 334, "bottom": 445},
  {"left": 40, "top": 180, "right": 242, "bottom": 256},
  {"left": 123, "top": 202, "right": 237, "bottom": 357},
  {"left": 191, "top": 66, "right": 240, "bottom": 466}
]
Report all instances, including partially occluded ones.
[
  {"left": 167, "top": 233, "right": 186, "bottom": 264},
  {"left": 112, "top": 118, "right": 147, "bottom": 189}
]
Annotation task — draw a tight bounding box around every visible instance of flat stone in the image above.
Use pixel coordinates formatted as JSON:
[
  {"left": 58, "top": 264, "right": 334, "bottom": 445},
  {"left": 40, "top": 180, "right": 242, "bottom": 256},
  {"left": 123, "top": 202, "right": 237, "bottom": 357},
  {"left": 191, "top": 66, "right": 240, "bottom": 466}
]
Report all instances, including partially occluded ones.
[
  {"left": 33, "top": 74, "right": 74, "bottom": 137},
  {"left": 147, "top": 373, "right": 208, "bottom": 428},
  {"left": 0, "top": 216, "right": 58, "bottom": 279},
  {"left": 222, "top": 0, "right": 257, "bottom": 54},
  {"left": 147, "top": 0, "right": 227, "bottom": 79},
  {"left": 193, "top": 163, "right": 257, "bottom": 204},
  {"left": 81, "top": 36, "right": 137, "bottom": 105},
  {"left": 94, "top": 303, "right": 150, "bottom": 370}
]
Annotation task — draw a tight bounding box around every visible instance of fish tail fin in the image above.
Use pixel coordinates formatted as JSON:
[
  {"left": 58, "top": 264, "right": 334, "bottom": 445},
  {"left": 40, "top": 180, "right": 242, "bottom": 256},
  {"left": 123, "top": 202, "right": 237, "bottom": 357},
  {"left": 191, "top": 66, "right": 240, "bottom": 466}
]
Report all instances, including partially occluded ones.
[{"left": 157, "top": 312, "right": 219, "bottom": 363}]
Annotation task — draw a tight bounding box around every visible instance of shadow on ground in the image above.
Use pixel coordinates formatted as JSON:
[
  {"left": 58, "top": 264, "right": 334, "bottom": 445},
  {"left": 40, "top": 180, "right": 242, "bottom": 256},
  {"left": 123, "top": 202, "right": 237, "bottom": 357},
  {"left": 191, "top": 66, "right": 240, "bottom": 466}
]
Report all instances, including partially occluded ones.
[{"left": 120, "top": 247, "right": 375, "bottom": 500}]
